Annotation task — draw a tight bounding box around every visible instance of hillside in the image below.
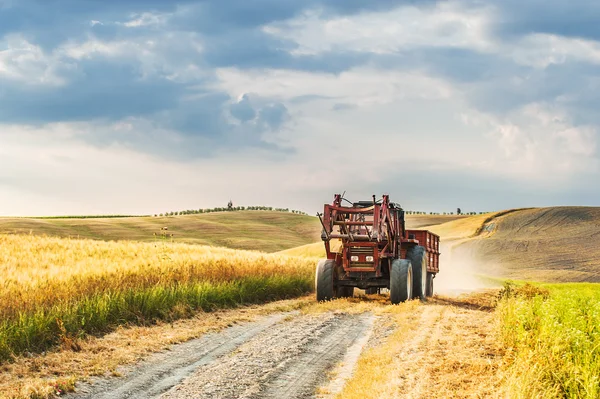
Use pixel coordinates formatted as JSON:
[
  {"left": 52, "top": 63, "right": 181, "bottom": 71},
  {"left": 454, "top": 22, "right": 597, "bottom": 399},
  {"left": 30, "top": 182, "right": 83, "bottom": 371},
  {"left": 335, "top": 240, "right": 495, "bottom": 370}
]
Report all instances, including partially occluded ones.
[
  {"left": 451, "top": 207, "right": 600, "bottom": 282},
  {"left": 404, "top": 214, "right": 466, "bottom": 228},
  {"left": 0, "top": 211, "right": 321, "bottom": 253}
]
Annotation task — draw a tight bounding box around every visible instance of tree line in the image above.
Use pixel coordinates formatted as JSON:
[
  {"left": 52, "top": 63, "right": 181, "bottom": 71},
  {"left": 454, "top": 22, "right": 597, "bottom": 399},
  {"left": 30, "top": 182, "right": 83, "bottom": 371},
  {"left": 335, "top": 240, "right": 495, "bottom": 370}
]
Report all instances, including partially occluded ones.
[
  {"left": 154, "top": 206, "right": 308, "bottom": 217},
  {"left": 404, "top": 211, "right": 488, "bottom": 215}
]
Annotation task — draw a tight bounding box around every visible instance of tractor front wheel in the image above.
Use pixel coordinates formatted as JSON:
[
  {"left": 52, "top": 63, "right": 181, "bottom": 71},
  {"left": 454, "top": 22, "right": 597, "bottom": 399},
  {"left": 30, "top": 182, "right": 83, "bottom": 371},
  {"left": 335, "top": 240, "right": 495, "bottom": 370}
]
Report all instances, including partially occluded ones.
[
  {"left": 316, "top": 259, "right": 336, "bottom": 301},
  {"left": 390, "top": 259, "right": 412, "bottom": 304}
]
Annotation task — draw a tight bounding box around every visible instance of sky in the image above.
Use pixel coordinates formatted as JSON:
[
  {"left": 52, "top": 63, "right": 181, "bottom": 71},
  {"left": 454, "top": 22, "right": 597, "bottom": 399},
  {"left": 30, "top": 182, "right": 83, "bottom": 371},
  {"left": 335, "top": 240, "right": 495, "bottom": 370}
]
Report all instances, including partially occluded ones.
[{"left": 1, "top": 0, "right": 599, "bottom": 216}]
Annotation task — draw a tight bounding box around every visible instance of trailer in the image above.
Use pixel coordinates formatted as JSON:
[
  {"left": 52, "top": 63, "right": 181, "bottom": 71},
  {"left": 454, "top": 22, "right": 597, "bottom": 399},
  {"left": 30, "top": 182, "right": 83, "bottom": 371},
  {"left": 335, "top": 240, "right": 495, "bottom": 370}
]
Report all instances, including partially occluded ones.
[{"left": 316, "top": 194, "right": 440, "bottom": 304}]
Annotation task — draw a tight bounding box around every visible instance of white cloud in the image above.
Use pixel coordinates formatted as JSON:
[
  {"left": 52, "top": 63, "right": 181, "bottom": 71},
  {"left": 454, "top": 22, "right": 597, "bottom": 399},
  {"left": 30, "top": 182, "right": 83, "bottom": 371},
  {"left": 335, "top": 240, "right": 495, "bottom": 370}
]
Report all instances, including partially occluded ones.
[
  {"left": 60, "top": 39, "right": 134, "bottom": 60},
  {"left": 57, "top": 34, "right": 205, "bottom": 81},
  {"left": 510, "top": 34, "right": 600, "bottom": 68},
  {"left": 0, "top": 35, "right": 67, "bottom": 85},
  {"left": 264, "top": 2, "right": 494, "bottom": 55},
  {"left": 122, "top": 12, "right": 168, "bottom": 28},
  {"left": 264, "top": 2, "right": 600, "bottom": 72},
  {"left": 473, "top": 103, "right": 600, "bottom": 179},
  {"left": 213, "top": 67, "right": 453, "bottom": 106}
]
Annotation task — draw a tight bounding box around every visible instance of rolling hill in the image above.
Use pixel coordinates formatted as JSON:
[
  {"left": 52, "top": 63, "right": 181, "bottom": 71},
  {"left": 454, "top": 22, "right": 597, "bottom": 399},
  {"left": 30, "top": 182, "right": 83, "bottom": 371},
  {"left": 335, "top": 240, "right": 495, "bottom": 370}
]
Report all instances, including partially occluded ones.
[
  {"left": 0, "top": 211, "right": 321, "bottom": 253},
  {"left": 450, "top": 207, "right": 600, "bottom": 282}
]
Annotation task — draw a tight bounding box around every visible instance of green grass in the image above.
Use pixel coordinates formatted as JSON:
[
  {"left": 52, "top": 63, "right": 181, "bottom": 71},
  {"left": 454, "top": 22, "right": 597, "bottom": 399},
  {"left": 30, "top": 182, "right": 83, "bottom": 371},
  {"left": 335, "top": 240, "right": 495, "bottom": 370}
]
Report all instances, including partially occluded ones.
[
  {"left": 0, "top": 275, "right": 311, "bottom": 362},
  {"left": 498, "top": 282, "right": 600, "bottom": 398},
  {"left": 0, "top": 211, "right": 321, "bottom": 252}
]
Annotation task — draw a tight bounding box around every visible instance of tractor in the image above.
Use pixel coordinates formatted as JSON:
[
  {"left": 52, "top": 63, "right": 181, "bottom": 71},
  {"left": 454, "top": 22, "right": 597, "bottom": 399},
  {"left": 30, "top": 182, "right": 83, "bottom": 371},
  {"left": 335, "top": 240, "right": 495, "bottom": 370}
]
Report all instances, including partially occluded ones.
[{"left": 316, "top": 194, "right": 440, "bottom": 304}]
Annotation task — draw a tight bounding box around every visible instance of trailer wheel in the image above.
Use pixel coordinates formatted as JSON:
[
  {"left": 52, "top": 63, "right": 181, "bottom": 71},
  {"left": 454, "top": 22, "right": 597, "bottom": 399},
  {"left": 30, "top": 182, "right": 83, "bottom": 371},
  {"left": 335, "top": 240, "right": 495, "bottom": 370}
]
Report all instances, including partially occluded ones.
[
  {"left": 390, "top": 259, "right": 412, "bottom": 304},
  {"left": 315, "top": 259, "right": 336, "bottom": 301},
  {"left": 338, "top": 286, "right": 354, "bottom": 298},
  {"left": 426, "top": 272, "right": 435, "bottom": 297},
  {"left": 406, "top": 246, "right": 427, "bottom": 301}
]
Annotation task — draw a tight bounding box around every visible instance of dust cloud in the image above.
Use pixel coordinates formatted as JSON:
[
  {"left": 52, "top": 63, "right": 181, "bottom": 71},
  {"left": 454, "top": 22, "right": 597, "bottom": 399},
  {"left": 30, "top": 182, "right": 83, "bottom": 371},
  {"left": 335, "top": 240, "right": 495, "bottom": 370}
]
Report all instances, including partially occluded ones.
[{"left": 434, "top": 241, "right": 501, "bottom": 296}]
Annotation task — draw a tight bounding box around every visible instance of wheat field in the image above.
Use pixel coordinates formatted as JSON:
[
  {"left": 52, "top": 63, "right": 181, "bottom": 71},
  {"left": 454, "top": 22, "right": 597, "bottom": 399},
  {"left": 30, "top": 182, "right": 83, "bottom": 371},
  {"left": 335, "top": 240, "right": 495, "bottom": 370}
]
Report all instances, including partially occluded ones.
[{"left": 0, "top": 233, "right": 315, "bottom": 362}]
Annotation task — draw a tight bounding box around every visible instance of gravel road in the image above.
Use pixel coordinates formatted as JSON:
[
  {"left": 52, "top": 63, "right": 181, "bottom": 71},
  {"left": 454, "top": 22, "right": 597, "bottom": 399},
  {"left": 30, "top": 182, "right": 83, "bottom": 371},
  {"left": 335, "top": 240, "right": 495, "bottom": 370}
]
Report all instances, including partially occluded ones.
[{"left": 69, "top": 311, "right": 374, "bottom": 399}]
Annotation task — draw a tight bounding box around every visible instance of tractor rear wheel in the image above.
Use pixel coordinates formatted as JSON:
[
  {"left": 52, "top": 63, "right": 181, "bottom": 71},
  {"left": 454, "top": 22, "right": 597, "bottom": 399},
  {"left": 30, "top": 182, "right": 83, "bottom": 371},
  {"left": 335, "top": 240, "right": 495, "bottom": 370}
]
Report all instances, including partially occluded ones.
[
  {"left": 338, "top": 286, "right": 354, "bottom": 298},
  {"left": 390, "top": 259, "right": 412, "bottom": 304},
  {"left": 407, "top": 246, "right": 427, "bottom": 301},
  {"left": 316, "top": 259, "right": 336, "bottom": 301},
  {"left": 426, "top": 272, "right": 435, "bottom": 297}
]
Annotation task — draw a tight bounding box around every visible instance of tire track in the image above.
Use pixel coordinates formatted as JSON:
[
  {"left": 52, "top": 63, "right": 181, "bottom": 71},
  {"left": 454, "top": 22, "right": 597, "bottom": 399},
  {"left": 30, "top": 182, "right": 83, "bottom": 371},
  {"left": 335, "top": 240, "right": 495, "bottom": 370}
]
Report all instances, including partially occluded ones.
[
  {"left": 161, "top": 313, "right": 374, "bottom": 399},
  {"left": 381, "top": 305, "right": 441, "bottom": 398},
  {"left": 261, "top": 314, "right": 374, "bottom": 399},
  {"left": 68, "top": 313, "right": 290, "bottom": 399}
]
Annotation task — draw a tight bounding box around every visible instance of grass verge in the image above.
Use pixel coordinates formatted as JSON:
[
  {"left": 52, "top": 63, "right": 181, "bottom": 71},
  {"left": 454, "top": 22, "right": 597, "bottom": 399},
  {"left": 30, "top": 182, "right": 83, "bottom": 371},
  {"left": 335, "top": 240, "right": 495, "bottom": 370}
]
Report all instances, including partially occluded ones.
[{"left": 497, "top": 282, "right": 600, "bottom": 398}]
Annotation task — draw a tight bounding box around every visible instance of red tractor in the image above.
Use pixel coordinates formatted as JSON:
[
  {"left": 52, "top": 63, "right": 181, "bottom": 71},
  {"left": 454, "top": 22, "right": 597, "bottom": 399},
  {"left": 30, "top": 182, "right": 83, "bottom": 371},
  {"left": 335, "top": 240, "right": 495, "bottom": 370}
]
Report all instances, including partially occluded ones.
[{"left": 316, "top": 194, "right": 440, "bottom": 304}]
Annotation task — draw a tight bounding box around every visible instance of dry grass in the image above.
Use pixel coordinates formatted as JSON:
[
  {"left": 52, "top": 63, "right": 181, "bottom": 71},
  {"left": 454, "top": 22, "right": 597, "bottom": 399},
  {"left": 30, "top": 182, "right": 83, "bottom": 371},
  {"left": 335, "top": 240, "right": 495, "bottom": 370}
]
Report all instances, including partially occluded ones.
[
  {"left": 427, "top": 212, "right": 498, "bottom": 240},
  {"left": 2, "top": 297, "right": 312, "bottom": 399},
  {"left": 0, "top": 233, "right": 316, "bottom": 363},
  {"left": 454, "top": 207, "right": 600, "bottom": 282},
  {"left": 0, "top": 211, "right": 321, "bottom": 253},
  {"left": 278, "top": 242, "right": 324, "bottom": 258},
  {"left": 336, "top": 292, "right": 503, "bottom": 399},
  {"left": 404, "top": 214, "right": 467, "bottom": 228}
]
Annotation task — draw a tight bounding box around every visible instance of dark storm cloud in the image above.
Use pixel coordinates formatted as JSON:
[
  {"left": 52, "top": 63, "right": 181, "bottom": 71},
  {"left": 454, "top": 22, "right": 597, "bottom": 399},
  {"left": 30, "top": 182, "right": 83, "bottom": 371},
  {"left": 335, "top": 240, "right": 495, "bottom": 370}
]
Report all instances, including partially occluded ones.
[
  {"left": 0, "top": 61, "right": 185, "bottom": 123},
  {"left": 0, "top": 0, "right": 392, "bottom": 156},
  {"left": 491, "top": 0, "right": 600, "bottom": 41},
  {"left": 2, "top": 0, "right": 600, "bottom": 159}
]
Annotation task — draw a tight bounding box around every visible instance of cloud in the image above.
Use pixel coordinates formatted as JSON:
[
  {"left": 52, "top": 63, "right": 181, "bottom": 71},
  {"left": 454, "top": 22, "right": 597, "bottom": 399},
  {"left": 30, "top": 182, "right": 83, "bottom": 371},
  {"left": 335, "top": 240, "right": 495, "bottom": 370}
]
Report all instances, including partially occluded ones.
[
  {"left": 229, "top": 94, "right": 257, "bottom": 122},
  {"left": 122, "top": 12, "right": 166, "bottom": 28},
  {"left": 0, "top": 35, "right": 67, "bottom": 85},
  {"left": 213, "top": 67, "right": 453, "bottom": 105},
  {"left": 264, "top": 2, "right": 493, "bottom": 55},
  {"left": 2, "top": 0, "right": 600, "bottom": 215},
  {"left": 491, "top": 0, "right": 600, "bottom": 41}
]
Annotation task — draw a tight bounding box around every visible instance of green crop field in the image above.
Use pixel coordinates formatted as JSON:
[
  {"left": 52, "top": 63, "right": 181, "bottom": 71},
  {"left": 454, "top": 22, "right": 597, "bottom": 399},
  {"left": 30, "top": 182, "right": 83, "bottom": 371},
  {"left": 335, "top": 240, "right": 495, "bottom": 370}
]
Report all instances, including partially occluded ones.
[{"left": 498, "top": 282, "right": 600, "bottom": 398}]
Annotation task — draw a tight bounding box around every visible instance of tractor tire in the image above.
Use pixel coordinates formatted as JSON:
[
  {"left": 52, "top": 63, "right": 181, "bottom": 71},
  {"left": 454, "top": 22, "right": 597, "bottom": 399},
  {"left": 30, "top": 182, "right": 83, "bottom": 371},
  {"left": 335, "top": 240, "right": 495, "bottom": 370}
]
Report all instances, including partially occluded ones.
[
  {"left": 426, "top": 272, "right": 435, "bottom": 297},
  {"left": 315, "top": 259, "right": 336, "bottom": 301},
  {"left": 365, "top": 287, "right": 378, "bottom": 295},
  {"left": 406, "top": 246, "right": 427, "bottom": 301},
  {"left": 338, "top": 286, "right": 354, "bottom": 298},
  {"left": 390, "top": 259, "right": 412, "bottom": 304}
]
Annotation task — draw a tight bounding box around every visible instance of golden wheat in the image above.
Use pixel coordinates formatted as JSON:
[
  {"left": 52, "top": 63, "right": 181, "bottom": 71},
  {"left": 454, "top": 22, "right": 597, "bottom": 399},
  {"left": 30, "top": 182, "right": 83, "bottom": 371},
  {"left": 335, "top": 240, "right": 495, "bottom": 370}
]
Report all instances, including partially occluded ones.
[{"left": 0, "top": 234, "right": 315, "bottom": 362}]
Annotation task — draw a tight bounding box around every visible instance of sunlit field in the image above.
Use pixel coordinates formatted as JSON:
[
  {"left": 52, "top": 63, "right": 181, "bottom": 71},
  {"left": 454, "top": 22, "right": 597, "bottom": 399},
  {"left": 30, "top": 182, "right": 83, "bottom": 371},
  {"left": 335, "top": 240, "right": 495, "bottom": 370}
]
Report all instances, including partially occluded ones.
[
  {"left": 498, "top": 282, "right": 600, "bottom": 398},
  {"left": 0, "top": 234, "right": 314, "bottom": 362}
]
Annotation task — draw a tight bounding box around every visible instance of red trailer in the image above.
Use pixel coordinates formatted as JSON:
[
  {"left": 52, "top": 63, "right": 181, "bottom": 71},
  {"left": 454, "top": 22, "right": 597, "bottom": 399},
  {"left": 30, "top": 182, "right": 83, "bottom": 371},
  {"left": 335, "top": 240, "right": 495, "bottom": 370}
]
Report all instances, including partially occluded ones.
[{"left": 316, "top": 194, "right": 440, "bottom": 304}]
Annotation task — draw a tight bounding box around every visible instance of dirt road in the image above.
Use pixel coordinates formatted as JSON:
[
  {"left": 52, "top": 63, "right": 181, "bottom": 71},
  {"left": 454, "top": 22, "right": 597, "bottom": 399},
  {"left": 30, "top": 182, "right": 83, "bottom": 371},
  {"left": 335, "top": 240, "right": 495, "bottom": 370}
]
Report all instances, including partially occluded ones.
[
  {"left": 70, "top": 311, "right": 374, "bottom": 399},
  {"left": 68, "top": 294, "right": 501, "bottom": 399}
]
